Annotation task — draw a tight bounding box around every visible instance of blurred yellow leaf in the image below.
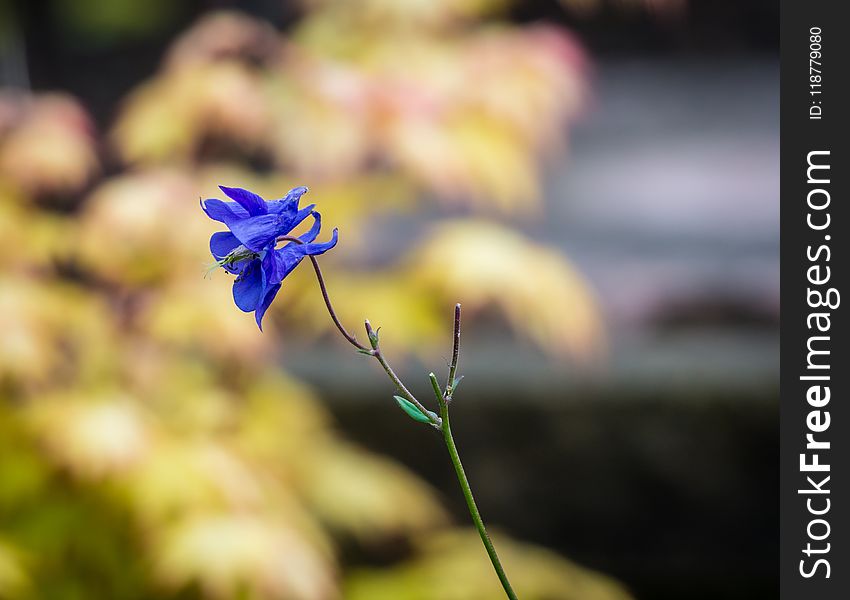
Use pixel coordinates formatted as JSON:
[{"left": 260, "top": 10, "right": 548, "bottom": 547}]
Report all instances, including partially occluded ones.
[
  {"left": 386, "top": 111, "right": 541, "bottom": 212},
  {"left": 0, "top": 539, "right": 29, "bottom": 598},
  {"left": 154, "top": 513, "right": 338, "bottom": 600},
  {"left": 0, "top": 199, "right": 76, "bottom": 272},
  {"left": 124, "top": 437, "right": 317, "bottom": 525},
  {"left": 265, "top": 71, "right": 373, "bottom": 178},
  {"left": 408, "top": 220, "right": 604, "bottom": 359},
  {"left": 233, "top": 371, "right": 333, "bottom": 461},
  {"left": 345, "top": 529, "right": 634, "bottom": 600},
  {"left": 141, "top": 274, "right": 277, "bottom": 359},
  {"left": 301, "top": 0, "right": 508, "bottom": 30},
  {"left": 113, "top": 63, "right": 271, "bottom": 165},
  {"left": 278, "top": 268, "right": 446, "bottom": 354},
  {"left": 299, "top": 440, "right": 448, "bottom": 541},
  {"left": 26, "top": 391, "right": 152, "bottom": 480},
  {"left": 163, "top": 11, "right": 282, "bottom": 70},
  {"left": 75, "top": 169, "right": 208, "bottom": 285},
  {"left": 0, "top": 93, "right": 98, "bottom": 198},
  {"left": 114, "top": 10, "right": 587, "bottom": 213},
  {"left": 0, "top": 277, "right": 114, "bottom": 386}
]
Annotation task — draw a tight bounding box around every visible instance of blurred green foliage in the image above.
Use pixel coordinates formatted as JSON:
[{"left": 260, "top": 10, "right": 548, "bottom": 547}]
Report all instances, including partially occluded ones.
[
  {"left": 0, "top": 1, "right": 624, "bottom": 598},
  {"left": 52, "top": 0, "right": 182, "bottom": 44}
]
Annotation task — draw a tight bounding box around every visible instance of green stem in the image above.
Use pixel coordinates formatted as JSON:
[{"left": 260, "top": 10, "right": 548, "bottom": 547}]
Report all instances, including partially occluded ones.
[
  {"left": 293, "top": 267, "right": 514, "bottom": 596},
  {"left": 439, "top": 401, "right": 519, "bottom": 600},
  {"left": 372, "top": 346, "right": 440, "bottom": 427}
]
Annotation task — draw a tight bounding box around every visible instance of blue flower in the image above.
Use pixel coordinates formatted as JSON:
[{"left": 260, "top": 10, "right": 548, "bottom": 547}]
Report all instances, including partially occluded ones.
[{"left": 202, "top": 185, "right": 338, "bottom": 329}]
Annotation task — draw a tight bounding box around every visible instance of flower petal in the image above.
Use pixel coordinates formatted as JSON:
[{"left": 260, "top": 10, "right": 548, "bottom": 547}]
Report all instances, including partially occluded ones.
[
  {"left": 283, "top": 185, "right": 309, "bottom": 202},
  {"left": 277, "top": 203, "right": 315, "bottom": 237},
  {"left": 229, "top": 214, "right": 283, "bottom": 251},
  {"left": 266, "top": 186, "right": 309, "bottom": 216},
  {"left": 255, "top": 283, "right": 281, "bottom": 330},
  {"left": 262, "top": 246, "right": 302, "bottom": 285},
  {"left": 202, "top": 199, "right": 249, "bottom": 226},
  {"left": 298, "top": 211, "right": 322, "bottom": 244},
  {"left": 219, "top": 186, "right": 268, "bottom": 216},
  {"left": 263, "top": 225, "right": 339, "bottom": 286},
  {"left": 297, "top": 227, "right": 338, "bottom": 257},
  {"left": 209, "top": 231, "right": 241, "bottom": 259},
  {"left": 232, "top": 260, "right": 265, "bottom": 312},
  {"left": 290, "top": 203, "right": 316, "bottom": 229},
  {"left": 261, "top": 247, "right": 287, "bottom": 285}
]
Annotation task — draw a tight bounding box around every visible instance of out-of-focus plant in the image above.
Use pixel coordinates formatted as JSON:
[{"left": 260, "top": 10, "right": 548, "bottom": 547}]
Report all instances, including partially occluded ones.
[
  {"left": 345, "top": 530, "right": 633, "bottom": 600},
  {"left": 0, "top": 0, "right": 623, "bottom": 598},
  {"left": 110, "top": 8, "right": 600, "bottom": 356},
  {"left": 0, "top": 92, "right": 98, "bottom": 199},
  {"left": 115, "top": 8, "right": 587, "bottom": 214}
]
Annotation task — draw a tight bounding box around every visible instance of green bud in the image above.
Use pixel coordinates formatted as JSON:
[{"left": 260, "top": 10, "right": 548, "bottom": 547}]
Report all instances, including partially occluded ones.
[
  {"left": 364, "top": 320, "right": 380, "bottom": 350},
  {"left": 428, "top": 372, "right": 443, "bottom": 401},
  {"left": 394, "top": 396, "right": 439, "bottom": 425}
]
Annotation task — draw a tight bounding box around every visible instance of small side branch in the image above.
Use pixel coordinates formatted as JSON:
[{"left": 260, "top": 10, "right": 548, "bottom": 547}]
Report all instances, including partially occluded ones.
[
  {"left": 445, "top": 303, "right": 462, "bottom": 399},
  {"left": 365, "top": 320, "right": 441, "bottom": 428}
]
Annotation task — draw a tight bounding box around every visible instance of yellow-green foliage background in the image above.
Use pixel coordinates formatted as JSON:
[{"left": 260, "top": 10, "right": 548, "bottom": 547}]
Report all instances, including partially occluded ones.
[{"left": 1, "top": 1, "right": 631, "bottom": 598}]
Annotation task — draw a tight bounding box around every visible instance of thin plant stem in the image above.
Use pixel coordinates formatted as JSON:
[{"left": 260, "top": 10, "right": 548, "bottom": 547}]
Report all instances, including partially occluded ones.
[
  {"left": 288, "top": 245, "right": 517, "bottom": 597},
  {"left": 277, "top": 235, "right": 368, "bottom": 352},
  {"left": 366, "top": 319, "right": 440, "bottom": 427},
  {"left": 281, "top": 232, "right": 437, "bottom": 425},
  {"left": 436, "top": 305, "right": 517, "bottom": 598},
  {"left": 438, "top": 399, "right": 519, "bottom": 600}
]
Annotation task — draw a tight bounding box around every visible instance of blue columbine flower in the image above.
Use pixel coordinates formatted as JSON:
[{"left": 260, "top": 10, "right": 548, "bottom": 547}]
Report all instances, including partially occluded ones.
[{"left": 202, "top": 185, "right": 338, "bottom": 329}]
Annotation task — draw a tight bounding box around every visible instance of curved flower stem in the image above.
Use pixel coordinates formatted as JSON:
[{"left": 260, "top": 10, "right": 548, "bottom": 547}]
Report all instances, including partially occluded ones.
[
  {"left": 279, "top": 234, "right": 438, "bottom": 425},
  {"left": 277, "top": 235, "right": 369, "bottom": 352}
]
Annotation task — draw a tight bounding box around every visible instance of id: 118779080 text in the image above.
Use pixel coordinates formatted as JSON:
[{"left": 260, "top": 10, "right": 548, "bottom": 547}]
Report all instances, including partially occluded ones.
[{"left": 809, "top": 26, "right": 823, "bottom": 120}]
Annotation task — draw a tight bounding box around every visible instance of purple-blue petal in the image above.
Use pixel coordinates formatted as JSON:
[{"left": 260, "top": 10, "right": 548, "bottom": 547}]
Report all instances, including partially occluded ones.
[
  {"left": 202, "top": 199, "right": 250, "bottom": 226},
  {"left": 262, "top": 247, "right": 287, "bottom": 285},
  {"left": 298, "top": 212, "right": 322, "bottom": 244},
  {"left": 283, "top": 185, "right": 309, "bottom": 202},
  {"left": 275, "top": 246, "right": 305, "bottom": 281},
  {"left": 255, "top": 283, "right": 281, "bottom": 331},
  {"left": 229, "top": 214, "right": 283, "bottom": 251},
  {"left": 232, "top": 260, "right": 265, "bottom": 312},
  {"left": 266, "top": 186, "right": 309, "bottom": 216},
  {"left": 297, "top": 227, "right": 338, "bottom": 256},
  {"left": 275, "top": 203, "right": 315, "bottom": 236},
  {"left": 263, "top": 226, "right": 338, "bottom": 286},
  {"left": 219, "top": 186, "right": 268, "bottom": 216},
  {"left": 209, "top": 231, "right": 241, "bottom": 259}
]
